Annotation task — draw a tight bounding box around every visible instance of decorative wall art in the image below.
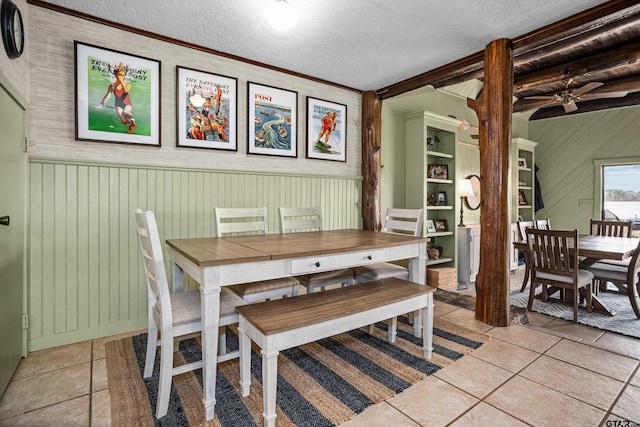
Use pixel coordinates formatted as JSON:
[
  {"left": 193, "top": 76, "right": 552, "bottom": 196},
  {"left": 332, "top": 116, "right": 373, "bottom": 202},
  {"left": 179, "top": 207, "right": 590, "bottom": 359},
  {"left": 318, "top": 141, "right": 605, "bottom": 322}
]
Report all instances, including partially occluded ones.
[
  {"left": 247, "top": 82, "right": 297, "bottom": 157},
  {"left": 306, "top": 97, "right": 347, "bottom": 162},
  {"left": 75, "top": 41, "right": 160, "bottom": 146},
  {"left": 176, "top": 66, "right": 237, "bottom": 150}
]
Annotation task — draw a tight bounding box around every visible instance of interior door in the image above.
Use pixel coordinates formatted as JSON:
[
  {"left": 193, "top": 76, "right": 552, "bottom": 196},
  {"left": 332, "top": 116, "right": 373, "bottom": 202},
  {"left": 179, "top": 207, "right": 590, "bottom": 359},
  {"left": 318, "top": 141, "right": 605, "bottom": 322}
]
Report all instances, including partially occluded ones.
[{"left": 0, "top": 75, "right": 27, "bottom": 397}]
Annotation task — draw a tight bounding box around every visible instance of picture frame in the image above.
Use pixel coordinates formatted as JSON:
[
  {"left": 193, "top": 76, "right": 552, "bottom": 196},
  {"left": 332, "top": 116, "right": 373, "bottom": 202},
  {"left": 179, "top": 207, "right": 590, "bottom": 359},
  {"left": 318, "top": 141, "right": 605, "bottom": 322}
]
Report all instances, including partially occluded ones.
[
  {"left": 426, "top": 219, "right": 436, "bottom": 233},
  {"left": 435, "top": 219, "right": 448, "bottom": 232},
  {"left": 518, "top": 158, "right": 527, "bottom": 168},
  {"left": 306, "top": 97, "right": 347, "bottom": 162},
  {"left": 75, "top": 41, "right": 160, "bottom": 146},
  {"left": 436, "top": 191, "right": 447, "bottom": 206},
  {"left": 518, "top": 190, "right": 528, "bottom": 206},
  {"left": 247, "top": 82, "right": 297, "bottom": 157},
  {"left": 427, "top": 164, "right": 448, "bottom": 180},
  {"left": 176, "top": 66, "right": 237, "bottom": 151}
]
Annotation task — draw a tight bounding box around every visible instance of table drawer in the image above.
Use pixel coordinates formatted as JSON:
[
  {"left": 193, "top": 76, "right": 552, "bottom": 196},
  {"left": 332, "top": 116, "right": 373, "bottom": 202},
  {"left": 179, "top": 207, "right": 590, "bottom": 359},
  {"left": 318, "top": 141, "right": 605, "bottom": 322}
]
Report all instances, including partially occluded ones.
[{"left": 291, "top": 249, "right": 386, "bottom": 274}]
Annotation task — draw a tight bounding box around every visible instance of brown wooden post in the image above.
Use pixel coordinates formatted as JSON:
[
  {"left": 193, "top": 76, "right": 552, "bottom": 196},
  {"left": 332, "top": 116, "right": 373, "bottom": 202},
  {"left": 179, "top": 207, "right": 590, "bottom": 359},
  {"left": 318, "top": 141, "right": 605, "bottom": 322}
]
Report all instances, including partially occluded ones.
[
  {"left": 361, "top": 91, "right": 382, "bottom": 231},
  {"left": 467, "top": 39, "right": 513, "bottom": 326}
]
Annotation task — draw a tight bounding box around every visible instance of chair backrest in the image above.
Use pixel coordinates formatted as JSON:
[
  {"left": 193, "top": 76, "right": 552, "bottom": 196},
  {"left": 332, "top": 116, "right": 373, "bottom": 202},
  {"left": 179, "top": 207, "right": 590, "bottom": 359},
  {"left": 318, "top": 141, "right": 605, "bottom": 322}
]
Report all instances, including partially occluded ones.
[
  {"left": 135, "top": 208, "right": 172, "bottom": 328},
  {"left": 627, "top": 240, "right": 640, "bottom": 286},
  {"left": 517, "top": 220, "right": 536, "bottom": 241},
  {"left": 526, "top": 228, "right": 579, "bottom": 282},
  {"left": 382, "top": 208, "right": 424, "bottom": 237},
  {"left": 536, "top": 219, "right": 551, "bottom": 230},
  {"left": 590, "top": 219, "right": 632, "bottom": 237},
  {"left": 214, "top": 207, "right": 268, "bottom": 237},
  {"left": 278, "top": 207, "right": 323, "bottom": 233}
]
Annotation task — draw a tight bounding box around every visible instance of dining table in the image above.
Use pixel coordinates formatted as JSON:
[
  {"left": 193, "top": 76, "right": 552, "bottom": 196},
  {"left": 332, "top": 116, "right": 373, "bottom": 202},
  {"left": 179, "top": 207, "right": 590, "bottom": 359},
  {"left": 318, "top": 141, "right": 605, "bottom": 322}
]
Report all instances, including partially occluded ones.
[
  {"left": 513, "top": 234, "right": 639, "bottom": 316},
  {"left": 166, "top": 229, "right": 428, "bottom": 421}
]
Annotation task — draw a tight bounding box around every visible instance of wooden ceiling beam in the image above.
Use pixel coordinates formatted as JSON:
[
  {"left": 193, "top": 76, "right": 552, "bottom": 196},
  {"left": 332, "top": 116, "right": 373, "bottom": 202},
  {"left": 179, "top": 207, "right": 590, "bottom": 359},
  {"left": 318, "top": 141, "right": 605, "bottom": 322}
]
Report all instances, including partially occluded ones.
[{"left": 514, "top": 40, "right": 640, "bottom": 92}]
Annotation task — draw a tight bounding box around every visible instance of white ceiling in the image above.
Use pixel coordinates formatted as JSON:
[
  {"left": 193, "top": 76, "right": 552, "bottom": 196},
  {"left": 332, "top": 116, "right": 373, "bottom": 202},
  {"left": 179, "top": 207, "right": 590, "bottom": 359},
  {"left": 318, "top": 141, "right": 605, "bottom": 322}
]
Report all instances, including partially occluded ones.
[{"left": 39, "top": 0, "right": 610, "bottom": 91}]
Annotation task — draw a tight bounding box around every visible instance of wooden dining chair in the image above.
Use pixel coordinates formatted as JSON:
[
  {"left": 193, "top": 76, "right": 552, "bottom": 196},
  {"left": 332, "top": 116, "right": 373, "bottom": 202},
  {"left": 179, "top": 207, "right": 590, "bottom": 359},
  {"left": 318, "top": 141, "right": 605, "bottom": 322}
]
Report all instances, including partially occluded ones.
[
  {"left": 278, "top": 206, "right": 354, "bottom": 293},
  {"left": 214, "top": 207, "right": 300, "bottom": 302},
  {"left": 135, "top": 208, "right": 246, "bottom": 419},
  {"left": 526, "top": 228, "right": 593, "bottom": 322},
  {"left": 590, "top": 219, "right": 632, "bottom": 237},
  {"left": 517, "top": 220, "right": 536, "bottom": 292},
  {"left": 586, "top": 239, "right": 640, "bottom": 318},
  {"left": 353, "top": 208, "right": 424, "bottom": 283}
]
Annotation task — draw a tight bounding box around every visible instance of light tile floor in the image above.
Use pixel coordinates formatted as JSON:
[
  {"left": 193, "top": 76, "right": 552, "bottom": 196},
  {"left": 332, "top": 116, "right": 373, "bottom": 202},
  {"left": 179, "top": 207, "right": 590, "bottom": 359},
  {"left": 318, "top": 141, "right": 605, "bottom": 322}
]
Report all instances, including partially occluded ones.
[{"left": 1, "top": 272, "right": 639, "bottom": 426}]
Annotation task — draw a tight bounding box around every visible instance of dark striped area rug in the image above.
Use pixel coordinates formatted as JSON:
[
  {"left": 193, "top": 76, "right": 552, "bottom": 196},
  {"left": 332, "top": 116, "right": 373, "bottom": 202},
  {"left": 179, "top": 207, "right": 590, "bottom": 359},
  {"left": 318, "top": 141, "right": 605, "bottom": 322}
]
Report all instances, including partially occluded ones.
[{"left": 106, "top": 317, "right": 489, "bottom": 426}]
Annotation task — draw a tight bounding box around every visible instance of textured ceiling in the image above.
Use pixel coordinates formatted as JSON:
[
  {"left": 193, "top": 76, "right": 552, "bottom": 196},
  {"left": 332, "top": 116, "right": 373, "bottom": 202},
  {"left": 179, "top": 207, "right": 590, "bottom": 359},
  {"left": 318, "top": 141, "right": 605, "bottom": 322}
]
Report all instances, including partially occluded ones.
[{"left": 37, "top": 0, "right": 611, "bottom": 91}]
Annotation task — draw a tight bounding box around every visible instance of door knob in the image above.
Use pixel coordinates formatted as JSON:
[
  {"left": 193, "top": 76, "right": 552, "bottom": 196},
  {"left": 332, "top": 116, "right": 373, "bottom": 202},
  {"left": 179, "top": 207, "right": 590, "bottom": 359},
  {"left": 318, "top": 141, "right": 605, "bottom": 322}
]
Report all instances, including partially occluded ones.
[{"left": 0, "top": 216, "right": 9, "bottom": 226}]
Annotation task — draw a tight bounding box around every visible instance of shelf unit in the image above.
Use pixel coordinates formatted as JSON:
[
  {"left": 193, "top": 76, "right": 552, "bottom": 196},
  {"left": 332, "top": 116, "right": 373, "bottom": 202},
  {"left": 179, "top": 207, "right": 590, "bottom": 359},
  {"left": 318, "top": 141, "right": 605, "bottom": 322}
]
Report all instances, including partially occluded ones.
[
  {"left": 404, "top": 111, "right": 458, "bottom": 268},
  {"left": 512, "top": 138, "right": 537, "bottom": 222}
]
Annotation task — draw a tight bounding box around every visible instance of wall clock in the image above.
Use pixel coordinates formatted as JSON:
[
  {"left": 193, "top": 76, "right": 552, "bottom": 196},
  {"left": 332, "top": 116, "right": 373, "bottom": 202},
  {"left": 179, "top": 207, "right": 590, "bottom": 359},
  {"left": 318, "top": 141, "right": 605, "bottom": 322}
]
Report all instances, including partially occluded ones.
[
  {"left": 464, "top": 174, "right": 481, "bottom": 210},
  {"left": 1, "top": 0, "right": 24, "bottom": 59}
]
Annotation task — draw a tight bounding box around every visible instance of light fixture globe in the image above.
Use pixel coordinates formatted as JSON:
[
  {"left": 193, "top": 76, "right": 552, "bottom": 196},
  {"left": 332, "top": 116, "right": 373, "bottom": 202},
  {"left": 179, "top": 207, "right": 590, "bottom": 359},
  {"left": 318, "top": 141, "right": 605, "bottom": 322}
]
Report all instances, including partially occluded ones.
[{"left": 265, "top": 0, "right": 298, "bottom": 31}]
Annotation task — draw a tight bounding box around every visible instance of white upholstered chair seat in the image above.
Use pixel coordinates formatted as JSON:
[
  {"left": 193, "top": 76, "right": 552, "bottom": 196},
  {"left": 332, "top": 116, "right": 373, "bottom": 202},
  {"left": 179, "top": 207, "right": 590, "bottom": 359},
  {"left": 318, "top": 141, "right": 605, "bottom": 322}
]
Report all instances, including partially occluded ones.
[
  {"left": 535, "top": 269, "right": 594, "bottom": 285},
  {"left": 162, "top": 288, "right": 244, "bottom": 327},
  {"left": 296, "top": 269, "right": 354, "bottom": 288},
  {"left": 228, "top": 277, "right": 300, "bottom": 302},
  {"left": 352, "top": 263, "right": 409, "bottom": 282}
]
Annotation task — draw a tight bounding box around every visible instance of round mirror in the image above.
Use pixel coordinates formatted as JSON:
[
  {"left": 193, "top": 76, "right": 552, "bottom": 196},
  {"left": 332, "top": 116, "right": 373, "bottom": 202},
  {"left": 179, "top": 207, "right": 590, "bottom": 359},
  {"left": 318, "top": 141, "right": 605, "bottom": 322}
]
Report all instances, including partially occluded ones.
[{"left": 464, "top": 174, "right": 481, "bottom": 210}]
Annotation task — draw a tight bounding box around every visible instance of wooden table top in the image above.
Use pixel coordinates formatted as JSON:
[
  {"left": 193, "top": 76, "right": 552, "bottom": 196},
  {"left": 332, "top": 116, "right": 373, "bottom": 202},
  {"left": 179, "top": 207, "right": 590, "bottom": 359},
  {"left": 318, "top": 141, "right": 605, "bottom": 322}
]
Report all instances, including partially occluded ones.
[
  {"left": 167, "top": 229, "right": 429, "bottom": 267},
  {"left": 514, "top": 235, "right": 639, "bottom": 261}
]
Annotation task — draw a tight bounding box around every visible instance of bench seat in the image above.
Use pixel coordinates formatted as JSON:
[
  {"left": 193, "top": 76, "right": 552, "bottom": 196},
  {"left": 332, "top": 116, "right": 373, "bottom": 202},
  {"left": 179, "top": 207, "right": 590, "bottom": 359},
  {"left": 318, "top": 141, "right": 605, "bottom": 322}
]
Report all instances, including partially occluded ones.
[{"left": 236, "top": 277, "right": 435, "bottom": 427}]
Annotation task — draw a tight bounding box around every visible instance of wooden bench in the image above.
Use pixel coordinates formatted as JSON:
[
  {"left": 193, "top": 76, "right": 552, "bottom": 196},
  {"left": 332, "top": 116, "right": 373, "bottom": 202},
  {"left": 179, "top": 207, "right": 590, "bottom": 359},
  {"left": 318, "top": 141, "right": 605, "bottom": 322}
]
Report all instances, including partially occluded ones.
[{"left": 236, "top": 277, "right": 435, "bottom": 427}]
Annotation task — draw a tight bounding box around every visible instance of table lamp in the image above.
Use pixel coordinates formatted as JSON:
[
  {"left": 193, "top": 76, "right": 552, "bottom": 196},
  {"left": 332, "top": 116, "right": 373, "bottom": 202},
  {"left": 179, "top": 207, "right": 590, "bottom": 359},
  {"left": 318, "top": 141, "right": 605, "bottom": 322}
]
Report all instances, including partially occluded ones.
[{"left": 458, "top": 178, "right": 475, "bottom": 227}]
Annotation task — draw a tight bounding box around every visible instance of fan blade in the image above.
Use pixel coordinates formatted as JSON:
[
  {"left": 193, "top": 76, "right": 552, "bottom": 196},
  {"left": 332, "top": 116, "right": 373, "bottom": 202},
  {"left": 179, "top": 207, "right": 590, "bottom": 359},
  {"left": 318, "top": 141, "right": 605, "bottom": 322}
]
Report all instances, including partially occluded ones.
[
  {"left": 513, "top": 97, "right": 563, "bottom": 112},
  {"left": 524, "top": 95, "right": 557, "bottom": 100},
  {"left": 578, "top": 91, "right": 629, "bottom": 101},
  {"left": 572, "top": 82, "right": 604, "bottom": 97},
  {"left": 563, "top": 100, "right": 578, "bottom": 113}
]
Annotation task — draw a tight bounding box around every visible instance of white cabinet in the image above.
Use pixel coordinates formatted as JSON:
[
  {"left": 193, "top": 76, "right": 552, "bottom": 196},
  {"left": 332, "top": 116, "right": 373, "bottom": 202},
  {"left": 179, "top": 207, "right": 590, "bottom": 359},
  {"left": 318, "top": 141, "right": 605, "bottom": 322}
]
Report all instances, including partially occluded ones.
[
  {"left": 457, "top": 224, "right": 480, "bottom": 288},
  {"left": 404, "top": 111, "right": 459, "bottom": 269}
]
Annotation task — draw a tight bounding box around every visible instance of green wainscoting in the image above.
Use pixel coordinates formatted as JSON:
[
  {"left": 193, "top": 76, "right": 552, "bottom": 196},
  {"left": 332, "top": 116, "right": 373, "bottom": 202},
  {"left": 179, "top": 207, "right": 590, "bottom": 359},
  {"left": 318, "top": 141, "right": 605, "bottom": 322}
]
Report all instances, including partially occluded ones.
[{"left": 28, "top": 159, "right": 362, "bottom": 351}]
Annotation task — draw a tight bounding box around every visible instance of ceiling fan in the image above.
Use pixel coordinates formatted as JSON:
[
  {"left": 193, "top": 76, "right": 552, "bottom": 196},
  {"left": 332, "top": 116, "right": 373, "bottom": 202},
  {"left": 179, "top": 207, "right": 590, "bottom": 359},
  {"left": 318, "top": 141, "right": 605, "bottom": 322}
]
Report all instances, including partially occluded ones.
[{"left": 518, "top": 80, "right": 628, "bottom": 113}]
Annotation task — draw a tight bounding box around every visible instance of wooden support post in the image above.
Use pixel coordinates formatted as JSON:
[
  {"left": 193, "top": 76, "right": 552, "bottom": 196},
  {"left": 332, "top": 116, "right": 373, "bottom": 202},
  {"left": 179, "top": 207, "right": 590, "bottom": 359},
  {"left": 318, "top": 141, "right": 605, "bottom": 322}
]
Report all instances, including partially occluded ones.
[
  {"left": 467, "top": 39, "right": 513, "bottom": 327},
  {"left": 361, "top": 91, "right": 382, "bottom": 231}
]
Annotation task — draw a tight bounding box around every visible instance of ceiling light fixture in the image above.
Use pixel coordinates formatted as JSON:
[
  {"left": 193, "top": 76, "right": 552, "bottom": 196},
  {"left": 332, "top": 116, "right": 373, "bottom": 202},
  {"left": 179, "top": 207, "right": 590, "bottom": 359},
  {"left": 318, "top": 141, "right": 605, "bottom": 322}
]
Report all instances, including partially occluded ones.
[{"left": 265, "top": 0, "right": 298, "bottom": 31}]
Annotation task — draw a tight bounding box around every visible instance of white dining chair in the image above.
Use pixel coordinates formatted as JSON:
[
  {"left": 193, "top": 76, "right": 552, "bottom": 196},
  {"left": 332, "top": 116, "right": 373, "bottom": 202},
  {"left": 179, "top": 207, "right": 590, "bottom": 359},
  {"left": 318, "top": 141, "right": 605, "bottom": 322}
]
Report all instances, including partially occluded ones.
[
  {"left": 279, "top": 206, "right": 354, "bottom": 292},
  {"left": 352, "top": 208, "right": 424, "bottom": 283},
  {"left": 135, "top": 208, "right": 246, "bottom": 419},
  {"left": 214, "top": 207, "right": 300, "bottom": 302}
]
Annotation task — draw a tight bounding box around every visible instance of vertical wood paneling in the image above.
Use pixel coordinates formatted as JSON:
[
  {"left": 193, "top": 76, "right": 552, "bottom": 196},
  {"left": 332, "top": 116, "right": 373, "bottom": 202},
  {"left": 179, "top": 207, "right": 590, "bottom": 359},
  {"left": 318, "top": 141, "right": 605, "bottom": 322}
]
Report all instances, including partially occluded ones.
[
  {"left": 530, "top": 107, "right": 640, "bottom": 232},
  {"left": 28, "top": 160, "right": 362, "bottom": 350}
]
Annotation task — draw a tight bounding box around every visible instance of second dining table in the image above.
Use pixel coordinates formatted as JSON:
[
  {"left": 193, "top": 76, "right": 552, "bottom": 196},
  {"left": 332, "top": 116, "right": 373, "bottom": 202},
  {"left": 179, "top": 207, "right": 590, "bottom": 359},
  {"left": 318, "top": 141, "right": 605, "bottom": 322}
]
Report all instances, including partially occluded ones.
[
  {"left": 166, "top": 229, "right": 428, "bottom": 422},
  {"left": 514, "top": 234, "right": 639, "bottom": 316}
]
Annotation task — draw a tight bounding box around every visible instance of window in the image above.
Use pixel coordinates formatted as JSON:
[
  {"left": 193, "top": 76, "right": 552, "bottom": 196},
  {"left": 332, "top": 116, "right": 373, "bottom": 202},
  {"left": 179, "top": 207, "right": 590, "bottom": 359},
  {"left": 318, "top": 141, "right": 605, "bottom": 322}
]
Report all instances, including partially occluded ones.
[{"left": 595, "top": 158, "right": 640, "bottom": 237}]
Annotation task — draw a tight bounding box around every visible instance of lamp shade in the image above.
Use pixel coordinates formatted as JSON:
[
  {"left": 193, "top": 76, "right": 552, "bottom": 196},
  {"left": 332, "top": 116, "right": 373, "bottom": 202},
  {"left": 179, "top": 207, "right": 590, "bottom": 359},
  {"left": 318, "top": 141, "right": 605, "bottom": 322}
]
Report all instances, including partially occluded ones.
[{"left": 458, "top": 178, "right": 475, "bottom": 199}]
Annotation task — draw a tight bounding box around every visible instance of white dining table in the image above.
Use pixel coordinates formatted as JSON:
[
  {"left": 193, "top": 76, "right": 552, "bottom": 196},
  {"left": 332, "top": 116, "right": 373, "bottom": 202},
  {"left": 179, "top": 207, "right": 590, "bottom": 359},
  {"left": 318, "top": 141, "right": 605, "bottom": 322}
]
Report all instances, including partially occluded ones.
[{"left": 166, "top": 229, "right": 428, "bottom": 421}]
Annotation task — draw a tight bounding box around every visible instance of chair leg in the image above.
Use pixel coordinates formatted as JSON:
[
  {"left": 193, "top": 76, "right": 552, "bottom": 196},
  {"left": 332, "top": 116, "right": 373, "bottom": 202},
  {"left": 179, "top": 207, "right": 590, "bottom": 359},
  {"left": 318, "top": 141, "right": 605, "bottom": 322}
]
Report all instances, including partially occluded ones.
[
  {"left": 586, "top": 283, "right": 593, "bottom": 313},
  {"left": 527, "top": 280, "right": 536, "bottom": 311},
  {"left": 387, "top": 317, "right": 398, "bottom": 343},
  {"left": 573, "top": 287, "right": 579, "bottom": 323},
  {"left": 218, "top": 326, "right": 227, "bottom": 356},
  {"left": 144, "top": 321, "right": 159, "bottom": 379},
  {"left": 520, "top": 266, "right": 530, "bottom": 292},
  {"left": 156, "top": 334, "right": 174, "bottom": 419}
]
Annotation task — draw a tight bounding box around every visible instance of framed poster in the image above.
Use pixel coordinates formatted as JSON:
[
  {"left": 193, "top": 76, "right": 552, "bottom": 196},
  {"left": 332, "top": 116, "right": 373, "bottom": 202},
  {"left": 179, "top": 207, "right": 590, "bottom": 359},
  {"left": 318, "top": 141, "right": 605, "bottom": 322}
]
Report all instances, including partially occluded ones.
[
  {"left": 247, "top": 82, "right": 297, "bottom": 157},
  {"left": 306, "top": 97, "right": 347, "bottom": 162},
  {"left": 75, "top": 41, "right": 160, "bottom": 146},
  {"left": 176, "top": 66, "right": 237, "bottom": 150}
]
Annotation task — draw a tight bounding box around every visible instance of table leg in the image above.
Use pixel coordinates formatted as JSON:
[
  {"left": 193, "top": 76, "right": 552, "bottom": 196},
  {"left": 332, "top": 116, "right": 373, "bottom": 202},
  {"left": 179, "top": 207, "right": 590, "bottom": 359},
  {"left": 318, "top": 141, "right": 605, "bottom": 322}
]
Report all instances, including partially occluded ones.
[
  {"left": 238, "top": 317, "right": 251, "bottom": 397},
  {"left": 262, "top": 349, "right": 279, "bottom": 427},
  {"left": 171, "top": 259, "right": 184, "bottom": 293},
  {"left": 200, "top": 284, "right": 221, "bottom": 421},
  {"left": 409, "top": 242, "right": 427, "bottom": 337},
  {"left": 423, "top": 294, "right": 434, "bottom": 359}
]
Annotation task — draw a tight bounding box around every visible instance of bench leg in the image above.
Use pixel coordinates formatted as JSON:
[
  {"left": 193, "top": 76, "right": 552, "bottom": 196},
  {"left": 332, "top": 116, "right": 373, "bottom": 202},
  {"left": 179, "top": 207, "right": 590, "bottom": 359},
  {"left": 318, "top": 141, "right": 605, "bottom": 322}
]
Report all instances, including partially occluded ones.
[
  {"left": 262, "top": 349, "right": 279, "bottom": 427},
  {"left": 413, "top": 309, "right": 423, "bottom": 338},
  {"left": 422, "top": 294, "right": 434, "bottom": 359},
  {"left": 238, "top": 320, "right": 251, "bottom": 397}
]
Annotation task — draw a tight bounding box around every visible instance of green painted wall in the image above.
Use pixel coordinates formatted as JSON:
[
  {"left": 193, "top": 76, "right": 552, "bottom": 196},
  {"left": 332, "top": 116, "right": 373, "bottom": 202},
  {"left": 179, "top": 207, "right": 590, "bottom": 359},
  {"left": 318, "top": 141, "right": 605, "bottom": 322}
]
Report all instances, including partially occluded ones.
[
  {"left": 529, "top": 106, "right": 640, "bottom": 233},
  {"left": 28, "top": 159, "right": 362, "bottom": 350}
]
